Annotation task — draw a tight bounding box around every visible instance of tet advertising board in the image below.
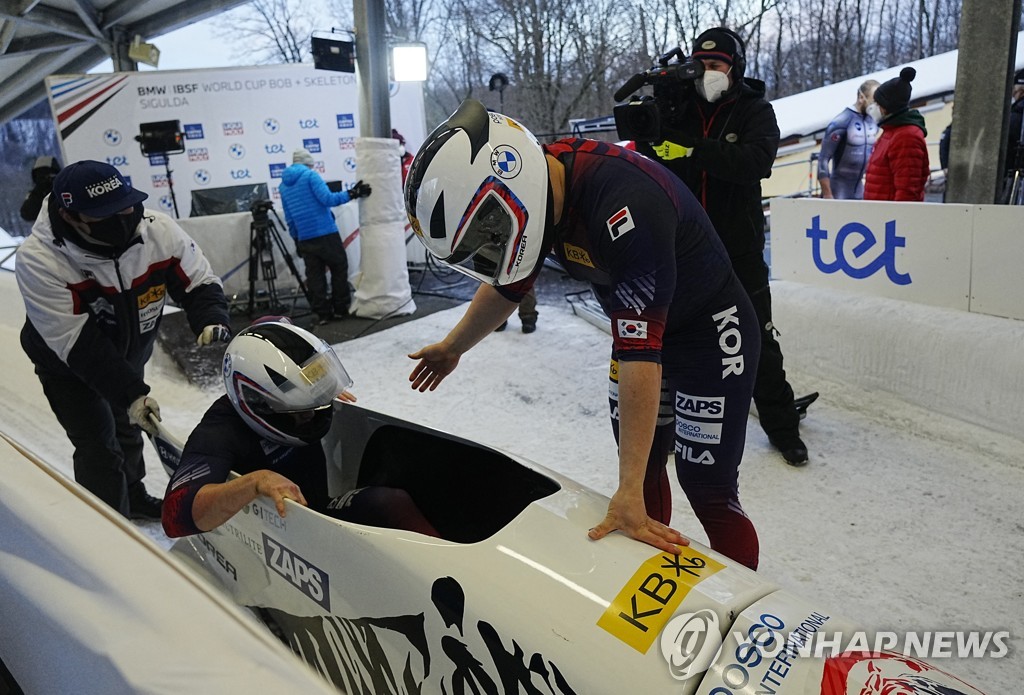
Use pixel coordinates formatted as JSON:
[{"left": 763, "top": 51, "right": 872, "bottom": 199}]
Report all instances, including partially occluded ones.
[{"left": 45, "top": 64, "right": 426, "bottom": 218}]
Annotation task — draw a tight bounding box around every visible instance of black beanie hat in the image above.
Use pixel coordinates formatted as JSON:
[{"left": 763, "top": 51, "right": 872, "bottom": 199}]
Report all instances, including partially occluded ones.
[
  {"left": 692, "top": 28, "right": 745, "bottom": 77},
  {"left": 874, "top": 67, "right": 916, "bottom": 113}
]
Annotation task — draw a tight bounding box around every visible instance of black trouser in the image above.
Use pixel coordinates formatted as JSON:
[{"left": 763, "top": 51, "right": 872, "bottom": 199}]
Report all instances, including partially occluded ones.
[
  {"left": 731, "top": 253, "right": 799, "bottom": 439},
  {"left": 297, "top": 233, "right": 351, "bottom": 319},
  {"left": 518, "top": 287, "right": 538, "bottom": 323},
  {"left": 36, "top": 368, "right": 146, "bottom": 517}
]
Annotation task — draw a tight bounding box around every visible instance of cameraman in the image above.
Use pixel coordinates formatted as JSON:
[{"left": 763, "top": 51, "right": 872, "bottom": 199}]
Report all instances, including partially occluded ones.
[
  {"left": 19, "top": 156, "right": 61, "bottom": 222},
  {"left": 635, "top": 27, "right": 808, "bottom": 466},
  {"left": 279, "top": 148, "right": 371, "bottom": 325}
]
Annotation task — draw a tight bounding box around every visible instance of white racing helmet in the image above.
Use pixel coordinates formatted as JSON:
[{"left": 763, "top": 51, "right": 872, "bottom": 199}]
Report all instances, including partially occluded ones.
[
  {"left": 223, "top": 321, "right": 353, "bottom": 447},
  {"left": 404, "top": 98, "right": 549, "bottom": 286}
]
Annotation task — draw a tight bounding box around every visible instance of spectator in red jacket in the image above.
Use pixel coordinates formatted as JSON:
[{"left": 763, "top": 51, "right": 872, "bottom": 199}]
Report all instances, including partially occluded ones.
[{"left": 864, "top": 67, "right": 930, "bottom": 201}]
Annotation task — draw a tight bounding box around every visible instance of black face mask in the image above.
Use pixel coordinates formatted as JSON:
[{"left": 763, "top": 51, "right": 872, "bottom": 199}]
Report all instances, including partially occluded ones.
[{"left": 83, "top": 205, "right": 144, "bottom": 248}]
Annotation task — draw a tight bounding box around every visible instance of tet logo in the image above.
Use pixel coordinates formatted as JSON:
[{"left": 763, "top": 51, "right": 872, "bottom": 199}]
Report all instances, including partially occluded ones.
[
  {"left": 806, "top": 215, "right": 911, "bottom": 285},
  {"left": 299, "top": 118, "right": 320, "bottom": 129},
  {"left": 105, "top": 155, "right": 128, "bottom": 167},
  {"left": 230, "top": 169, "right": 252, "bottom": 180},
  {"left": 264, "top": 143, "right": 285, "bottom": 154}
]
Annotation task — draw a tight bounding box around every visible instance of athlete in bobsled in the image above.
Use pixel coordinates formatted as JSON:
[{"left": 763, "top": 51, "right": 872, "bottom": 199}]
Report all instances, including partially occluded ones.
[
  {"left": 404, "top": 99, "right": 762, "bottom": 569},
  {"left": 162, "top": 319, "right": 438, "bottom": 538}
]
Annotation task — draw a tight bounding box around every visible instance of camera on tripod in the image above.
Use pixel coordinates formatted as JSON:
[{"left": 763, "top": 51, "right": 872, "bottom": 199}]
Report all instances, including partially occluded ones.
[
  {"left": 244, "top": 198, "right": 312, "bottom": 317},
  {"left": 250, "top": 199, "right": 275, "bottom": 224},
  {"left": 612, "top": 47, "right": 704, "bottom": 142}
]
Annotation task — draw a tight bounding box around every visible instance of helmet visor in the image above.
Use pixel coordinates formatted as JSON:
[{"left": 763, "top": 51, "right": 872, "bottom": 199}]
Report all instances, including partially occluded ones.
[
  {"left": 283, "top": 344, "right": 354, "bottom": 412},
  {"left": 446, "top": 177, "right": 528, "bottom": 284},
  {"left": 246, "top": 340, "right": 354, "bottom": 415}
]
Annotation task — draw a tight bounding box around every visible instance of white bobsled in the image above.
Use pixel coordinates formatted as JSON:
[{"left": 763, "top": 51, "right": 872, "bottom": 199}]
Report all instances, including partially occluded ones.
[{"left": 161, "top": 403, "right": 990, "bottom": 694}]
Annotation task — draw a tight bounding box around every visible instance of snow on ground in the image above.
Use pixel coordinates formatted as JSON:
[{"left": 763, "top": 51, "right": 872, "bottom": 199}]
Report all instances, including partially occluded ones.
[{"left": 0, "top": 269, "right": 1021, "bottom": 692}]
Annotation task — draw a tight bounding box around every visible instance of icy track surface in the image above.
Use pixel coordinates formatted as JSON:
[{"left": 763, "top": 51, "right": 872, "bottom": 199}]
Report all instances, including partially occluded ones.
[{"left": 0, "top": 271, "right": 1020, "bottom": 691}]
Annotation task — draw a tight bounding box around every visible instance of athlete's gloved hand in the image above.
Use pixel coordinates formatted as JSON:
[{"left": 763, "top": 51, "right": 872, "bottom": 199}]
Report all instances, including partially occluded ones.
[
  {"left": 196, "top": 324, "right": 232, "bottom": 346},
  {"left": 348, "top": 180, "right": 372, "bottom": 200},
  {"left": 128, "top": 395, "right": 161, "bottom": 436},
  {"left": 653, "top": 140, "right": 694, "bottom": 160}
]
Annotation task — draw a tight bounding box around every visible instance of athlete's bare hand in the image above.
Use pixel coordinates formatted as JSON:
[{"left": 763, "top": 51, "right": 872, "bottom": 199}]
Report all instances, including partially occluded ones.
[
  {"left": 588, "top": 489, "right": 688, "bottom": 555},
  {"left": 408, "top": 343, "right": 461, "bottom": 392},
  {"left": 254, "top": 471, "right": 307, "bottom": 517}
]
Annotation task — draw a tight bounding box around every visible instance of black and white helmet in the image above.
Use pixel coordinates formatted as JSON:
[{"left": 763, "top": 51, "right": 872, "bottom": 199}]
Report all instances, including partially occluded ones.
[
  {"left": 404, "top": 98, "right": 549, "bottom": 286},
  {"left": 223, "top": 321, "right": 353, "bottom": 447}
]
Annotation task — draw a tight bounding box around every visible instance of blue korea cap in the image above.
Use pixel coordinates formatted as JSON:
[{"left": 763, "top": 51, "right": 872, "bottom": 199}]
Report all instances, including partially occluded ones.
[{"left": 52, "top": 160, "right": 148, "bottom": 218}]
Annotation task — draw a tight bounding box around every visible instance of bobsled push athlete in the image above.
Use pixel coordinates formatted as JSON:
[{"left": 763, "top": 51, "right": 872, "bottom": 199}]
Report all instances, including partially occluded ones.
[
  {"left": 404, "top": 99, "right": 761, "bottom": 569},
  {"left": 162, "top": 319, "right": 439, "bottom": 538}
]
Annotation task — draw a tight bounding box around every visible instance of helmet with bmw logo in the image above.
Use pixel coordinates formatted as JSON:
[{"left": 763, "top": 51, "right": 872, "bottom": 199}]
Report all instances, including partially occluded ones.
[{"left": 404, "top": 98, "right": 549, "bottom": 286}]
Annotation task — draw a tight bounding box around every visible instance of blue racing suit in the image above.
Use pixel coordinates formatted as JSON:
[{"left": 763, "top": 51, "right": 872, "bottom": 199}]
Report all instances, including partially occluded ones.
[{"left": 818, "top": 107, "right": 879, "bottom": 200}]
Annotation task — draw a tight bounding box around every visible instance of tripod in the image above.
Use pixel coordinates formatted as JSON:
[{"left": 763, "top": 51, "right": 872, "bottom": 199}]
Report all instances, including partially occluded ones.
[{"left": 247, "top": 201, "right": 311, "bottom": 317}]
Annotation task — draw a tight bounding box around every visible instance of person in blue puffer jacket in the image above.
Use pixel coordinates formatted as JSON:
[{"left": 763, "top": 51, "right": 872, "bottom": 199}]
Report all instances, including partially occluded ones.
[{"left": 279, "top": 148, "right": 371, "bottom": 324}]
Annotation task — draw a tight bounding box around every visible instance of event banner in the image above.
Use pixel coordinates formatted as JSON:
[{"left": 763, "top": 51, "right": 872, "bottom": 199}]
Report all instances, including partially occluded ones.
[{"left": 45, "top": 64, "right": 426, "bottom": 218}]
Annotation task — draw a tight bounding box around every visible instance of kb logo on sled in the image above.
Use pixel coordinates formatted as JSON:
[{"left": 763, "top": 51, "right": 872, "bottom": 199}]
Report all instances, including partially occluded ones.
[
  {"left": 262, "top": 534, "right": 331, "bottom": 609},
  {"left": 806, "top": 215, "right": 911, "bottom": 285}
]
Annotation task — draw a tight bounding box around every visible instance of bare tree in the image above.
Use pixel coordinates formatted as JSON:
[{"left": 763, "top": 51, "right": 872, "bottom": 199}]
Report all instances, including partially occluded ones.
[
  {"left": 219, "top": 0, "right": 971, "bottom": 129},
  {"left": 215, "top": 0, "right": 326, "bottom": 64}
]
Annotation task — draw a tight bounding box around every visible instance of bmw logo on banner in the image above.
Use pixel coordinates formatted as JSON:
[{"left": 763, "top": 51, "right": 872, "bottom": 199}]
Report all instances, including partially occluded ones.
[{"left": 103, "top": 129, "right": 122, "bottom": 146}]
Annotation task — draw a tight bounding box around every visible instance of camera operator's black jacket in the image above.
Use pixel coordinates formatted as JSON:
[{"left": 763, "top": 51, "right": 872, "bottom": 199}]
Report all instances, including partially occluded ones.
[{"left": 637, "top": 77, "right": 779, "bottom": 285}]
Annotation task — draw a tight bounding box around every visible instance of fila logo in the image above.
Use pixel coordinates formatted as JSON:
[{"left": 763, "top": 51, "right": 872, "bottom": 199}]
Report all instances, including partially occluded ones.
[
  {"left": 607, "top": 206, "right": 635, "bottom": 240},
  {"left": 676, "top": 444, "right": 716, "bottom": 465}
]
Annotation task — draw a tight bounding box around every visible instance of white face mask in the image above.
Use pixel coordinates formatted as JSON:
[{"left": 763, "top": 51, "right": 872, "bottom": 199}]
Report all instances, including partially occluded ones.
[
  {"left": 867, "top": 103, "right": 882, "bottom": 123},
  {"left": 697, "top": 68, "right": 731, "bottom": 102}
]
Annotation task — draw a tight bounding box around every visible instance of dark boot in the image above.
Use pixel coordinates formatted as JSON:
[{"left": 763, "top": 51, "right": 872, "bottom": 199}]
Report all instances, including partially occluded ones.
[{"left": 128, "top": 482, "right": 163, "bottom": 521}]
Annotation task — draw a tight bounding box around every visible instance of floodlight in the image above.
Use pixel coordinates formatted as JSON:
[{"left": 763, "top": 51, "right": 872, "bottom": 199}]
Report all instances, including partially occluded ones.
[
  {"left": 128, "top": 35, "right": 160, "bottom": 68},
  {"left": 392, "top": 43, "right": 428, "bottom": 82},
  {"left": 135, "top": 120, "right": 185, "bottom": 156},
  {"left": 312, "top": 30, "right": 356, "bottom": 73}
]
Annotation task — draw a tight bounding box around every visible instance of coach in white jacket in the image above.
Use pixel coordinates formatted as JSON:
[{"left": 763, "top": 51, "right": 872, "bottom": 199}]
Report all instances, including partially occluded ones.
[{"left": 16, "top": 160, "right": 230, "bottom": 520}]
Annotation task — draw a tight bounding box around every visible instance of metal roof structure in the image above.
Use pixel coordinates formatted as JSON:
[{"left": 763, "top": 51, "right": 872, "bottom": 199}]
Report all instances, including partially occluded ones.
[{"left": 0, "top": 0, "right": 250, "bottom": 126}]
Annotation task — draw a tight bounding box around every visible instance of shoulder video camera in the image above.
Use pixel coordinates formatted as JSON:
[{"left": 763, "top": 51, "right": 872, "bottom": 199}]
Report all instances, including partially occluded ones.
[{"left": 612, "top": 47, "right": 704, "bottom": 142}]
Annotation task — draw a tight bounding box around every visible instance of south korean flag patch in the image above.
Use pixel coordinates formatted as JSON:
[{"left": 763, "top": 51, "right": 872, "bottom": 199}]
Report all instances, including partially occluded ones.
[
  {"left": 617, "top": 319, "right": 648, "bottom": 339},
  {"left": 607, "top": 206, "right": 635, "bottom": 240}
]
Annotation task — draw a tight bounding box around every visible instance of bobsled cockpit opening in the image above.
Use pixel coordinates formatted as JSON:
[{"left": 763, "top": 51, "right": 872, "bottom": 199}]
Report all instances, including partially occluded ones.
[{"left": 323, "top": 404, "right": 560, "bottom": 543}]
